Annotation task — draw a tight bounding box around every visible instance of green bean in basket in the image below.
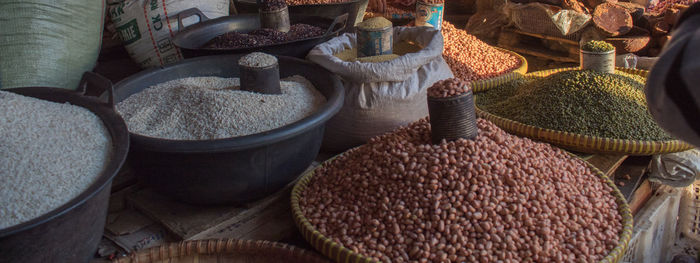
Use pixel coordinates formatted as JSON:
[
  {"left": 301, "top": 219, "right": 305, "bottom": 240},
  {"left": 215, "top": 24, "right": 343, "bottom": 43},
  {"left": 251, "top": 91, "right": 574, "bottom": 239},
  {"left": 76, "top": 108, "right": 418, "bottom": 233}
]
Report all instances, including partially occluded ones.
[{"left": 475, "top": 69, "right": 672, "bottom": 141}]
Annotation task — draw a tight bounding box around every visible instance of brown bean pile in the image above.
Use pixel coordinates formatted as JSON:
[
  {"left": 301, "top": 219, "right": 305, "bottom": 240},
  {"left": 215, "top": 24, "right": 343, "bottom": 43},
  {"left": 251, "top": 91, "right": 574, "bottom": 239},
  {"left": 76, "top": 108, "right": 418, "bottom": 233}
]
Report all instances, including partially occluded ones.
[
  {"left": 299, "top": 118, "right": 623, "bottom": 263},
  {"left": 441, "top": 21, "right": 522, "bottom": 81},
  {"left": 206, "top": 24, "right": 324, "bottom": 49},
  {"left": 427, "top": 78, "right": 470, "bottom": 98},
  {"left": 419, "top": 0, "right": 444, "bottom": 4},
  {"left": 260, "top": 0, "right": 287, "bottom": 11}
]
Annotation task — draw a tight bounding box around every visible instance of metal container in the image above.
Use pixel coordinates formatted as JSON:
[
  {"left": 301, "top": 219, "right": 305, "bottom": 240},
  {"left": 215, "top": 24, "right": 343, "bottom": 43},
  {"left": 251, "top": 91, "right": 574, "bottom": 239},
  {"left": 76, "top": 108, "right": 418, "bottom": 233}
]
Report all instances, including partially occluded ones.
[
  {"left": 428, "top": 91, "right": 478, "bottom": 143},
  {"left": 356, "top": 25, "right": 393, "bottom": 58},
  {"left": 239, "top": 61, "right": 282, "bottom": 94},
  {"left": 172, "top": 8, "right": 348, "bottom": 59},
  {"left": 113, "top": 55, "right": 344, "bottom": 205},
  {"left": 580, "top": 48, "right": 616, "bottom": 73},
  {"left": 415, "top": 1, "right": 444, "bottom": 30},
  {"left": 259, "top": 6, "right": 291, "bottom": 32},
  {"left": 0, "top": 72, "right": 130, "bottom": 263}
]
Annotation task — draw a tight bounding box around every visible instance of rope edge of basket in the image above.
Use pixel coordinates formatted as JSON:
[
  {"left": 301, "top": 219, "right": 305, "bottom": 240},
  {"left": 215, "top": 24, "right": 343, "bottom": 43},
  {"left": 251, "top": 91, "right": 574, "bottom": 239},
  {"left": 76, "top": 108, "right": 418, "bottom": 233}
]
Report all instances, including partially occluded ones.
[
  {"left": 476, "top": 107, "right": 693, "bottom": 155},
  {"left": 472, "top": 48, "right": 529, "bottom": 93}
]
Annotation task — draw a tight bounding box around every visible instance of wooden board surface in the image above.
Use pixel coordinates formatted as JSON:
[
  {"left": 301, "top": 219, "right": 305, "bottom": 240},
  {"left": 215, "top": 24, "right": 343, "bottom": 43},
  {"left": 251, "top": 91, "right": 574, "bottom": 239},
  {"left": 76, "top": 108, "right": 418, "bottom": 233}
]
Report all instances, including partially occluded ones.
[
  {"left": 126, "top": 164, "right": 318, "bottom": 240},
  {"left": 584, "top": 154, "right": 629, "bottom": 178}
]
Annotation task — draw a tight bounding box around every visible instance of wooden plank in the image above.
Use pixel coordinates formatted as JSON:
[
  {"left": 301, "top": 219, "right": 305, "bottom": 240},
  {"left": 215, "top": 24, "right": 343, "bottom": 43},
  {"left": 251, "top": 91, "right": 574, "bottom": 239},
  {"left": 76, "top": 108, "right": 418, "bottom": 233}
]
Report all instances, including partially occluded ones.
[
  {"left": 586, "top": 154, "right": 628, "bottom": 178},
  {"left": 629, "top": 179, "right": 652, "bottom": 215},
  {"left": 128, "top": 186, "right": 282, "bottom": 240},
  {"left": 498, "top": 43, "right": 579, "bottom": 63},
  {"left": 106, "top": 209, "right": 154, "bottom": 236},
  {"left": 508, "top": 28, "right": 580, "bottom": 45},
  {"left": 613, "top": 156, "right": 651, "bottom": 200},
  {"left": 127, "top": 164, "right": 318, "bottom": 240},
  {"left": 191, "top": 196, "right": 295, "bottom": 241}
]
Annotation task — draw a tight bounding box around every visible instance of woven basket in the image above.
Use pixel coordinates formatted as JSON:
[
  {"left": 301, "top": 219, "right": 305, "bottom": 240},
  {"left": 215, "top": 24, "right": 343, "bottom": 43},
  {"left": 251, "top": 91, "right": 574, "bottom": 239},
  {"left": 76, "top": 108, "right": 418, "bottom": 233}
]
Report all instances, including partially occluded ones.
[
  {"left": 291, "top": 150, "right": 634, "bottom": 263},
  {"left": 472, "top": 47, "right": 528, "bottom": 93},
  {"left": 112, "top": 239, "right": 330, "bottom": 263},
  {"left": 473, "top": 67, "right": 694, "bottom": 155},
  {"left": 481, "top": 47, "right": 529, "bottom": 86}
]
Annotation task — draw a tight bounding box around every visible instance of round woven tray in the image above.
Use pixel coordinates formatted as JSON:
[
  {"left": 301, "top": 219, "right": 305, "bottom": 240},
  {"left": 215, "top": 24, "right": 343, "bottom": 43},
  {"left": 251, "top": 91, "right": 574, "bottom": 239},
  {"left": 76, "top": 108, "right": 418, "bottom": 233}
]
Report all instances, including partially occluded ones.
[
  {"left": 112, "top": 239, "right": 329, "bottom": 263},
  {"left": 473, "top": 67, "right": 693, "bottom": 155},
  {"left": 480, "top": 47, "right": 529, "bottom": 86},
  {"left": 291, "top": 150, "right": 634, "bottom": 263}
]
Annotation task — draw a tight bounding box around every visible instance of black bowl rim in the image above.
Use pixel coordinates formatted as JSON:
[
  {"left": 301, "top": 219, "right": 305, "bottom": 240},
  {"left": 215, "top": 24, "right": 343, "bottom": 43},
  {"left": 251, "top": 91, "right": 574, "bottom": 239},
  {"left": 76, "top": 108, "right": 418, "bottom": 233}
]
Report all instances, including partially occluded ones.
[
  {"left": 114, "top": 55, "right": 345, "bottom": 153},
  {"left": 172, "top": 13, "right": 344, "bottom": 52},
  {"left": 0, "top": 87, "right": 130, "bottom": 237}
]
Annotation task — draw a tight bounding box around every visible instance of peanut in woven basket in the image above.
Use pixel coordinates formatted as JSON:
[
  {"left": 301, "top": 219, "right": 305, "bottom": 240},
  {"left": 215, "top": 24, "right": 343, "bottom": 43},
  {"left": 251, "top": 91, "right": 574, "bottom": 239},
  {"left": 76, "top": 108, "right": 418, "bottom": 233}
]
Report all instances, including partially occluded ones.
[
  {"left": 113, "top": 239, "right": 329, "bottom": 263},
  {"left": 290, "top": 150, "right": 634, "bottom": 263},
  {"left": 472, "top": 67, "right": 694, "bottom": 155}
]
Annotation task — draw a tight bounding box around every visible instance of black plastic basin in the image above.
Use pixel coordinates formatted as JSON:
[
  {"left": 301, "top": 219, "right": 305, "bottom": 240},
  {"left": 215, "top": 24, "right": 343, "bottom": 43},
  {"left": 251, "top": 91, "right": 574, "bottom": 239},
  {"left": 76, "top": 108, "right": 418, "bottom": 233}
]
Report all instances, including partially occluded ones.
[
  {"left": 0, "top": 73, "right": 130, "bottom": 263},
  {"left": 172, "top": 9, "right": 349, "bottom": 59},
  {"left": 113, "top": 55, "right": 344, "bottom": 205}
]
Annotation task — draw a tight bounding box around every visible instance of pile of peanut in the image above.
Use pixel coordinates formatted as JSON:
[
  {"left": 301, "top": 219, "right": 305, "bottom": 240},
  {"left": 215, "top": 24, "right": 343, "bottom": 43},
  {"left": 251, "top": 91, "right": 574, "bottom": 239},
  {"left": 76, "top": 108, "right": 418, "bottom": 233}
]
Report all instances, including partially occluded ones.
[
  {"left": 427, "top": 78, "right": 470, "bottom": 98},
  {"left": 441, "top": 21, "right": 522, "bottom": 81},
  {"left": 300, "top": 118, "right": 622, "bottom": 263}
]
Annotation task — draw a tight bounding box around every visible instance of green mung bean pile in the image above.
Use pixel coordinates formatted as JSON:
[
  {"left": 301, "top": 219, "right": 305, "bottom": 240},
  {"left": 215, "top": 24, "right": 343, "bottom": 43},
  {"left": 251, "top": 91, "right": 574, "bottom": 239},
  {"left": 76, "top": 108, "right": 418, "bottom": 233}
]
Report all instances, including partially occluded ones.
[
  {"left": 582, "top": 40, "right": 615, "bottom": 52},
  {"left": 475, "top": 69, "right": 672, "bottom": 141}
]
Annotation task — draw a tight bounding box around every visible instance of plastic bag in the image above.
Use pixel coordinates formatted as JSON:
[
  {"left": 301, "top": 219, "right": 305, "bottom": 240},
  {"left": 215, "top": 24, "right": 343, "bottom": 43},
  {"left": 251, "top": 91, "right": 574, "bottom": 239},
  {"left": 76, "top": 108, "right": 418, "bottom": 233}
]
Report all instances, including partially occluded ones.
[
  {"left": 504, "top": 2, "right": 591, "bottom": 36},
  {"left": 0, "top": 0, "right": 104, "bottom": 90},
  {"left": 465, "top": 11, "right": 510, "bottom": 40},
  {"left": 307, "top": 26, "right": 453, "bottom": 152},
  {"left": 108, "top": 0, "right": 229, "bottom": 68},
  {"left": 650, "top": 149, "right": 700, "bottom": 187}
]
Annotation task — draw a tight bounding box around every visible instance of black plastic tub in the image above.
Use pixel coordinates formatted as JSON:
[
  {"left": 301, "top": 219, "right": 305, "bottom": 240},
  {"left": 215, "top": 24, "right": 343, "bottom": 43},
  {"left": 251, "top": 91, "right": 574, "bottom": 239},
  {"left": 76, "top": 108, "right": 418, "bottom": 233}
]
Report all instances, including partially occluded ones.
[
  {"left": 172, "top": 9, "right": 348, "bottom": 59},
  {"left": 0, "top": 73, "right": 130, "bottom": 263},
  {"left": 113, "top": 55, "right": 344, "bottom": 205}
]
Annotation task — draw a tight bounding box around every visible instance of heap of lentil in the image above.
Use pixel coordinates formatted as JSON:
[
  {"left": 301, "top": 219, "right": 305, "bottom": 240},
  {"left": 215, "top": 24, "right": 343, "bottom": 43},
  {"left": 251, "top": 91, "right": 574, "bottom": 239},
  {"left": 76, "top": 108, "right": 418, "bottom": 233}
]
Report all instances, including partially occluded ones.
[
  {"left": 300, "top": 118, "right": 622, "bottom": 262},
  {"left": 206, "top": 24, "right": 325, "bottom": 49},
  {"left": 475, "top": 70, "right": 672, "bottom": 141},
  {"left": 581, "top": 40, "right": 615, "bottom": 52},
  {"left": 441, "top": 21, "right": 522, "bottom": 81}
]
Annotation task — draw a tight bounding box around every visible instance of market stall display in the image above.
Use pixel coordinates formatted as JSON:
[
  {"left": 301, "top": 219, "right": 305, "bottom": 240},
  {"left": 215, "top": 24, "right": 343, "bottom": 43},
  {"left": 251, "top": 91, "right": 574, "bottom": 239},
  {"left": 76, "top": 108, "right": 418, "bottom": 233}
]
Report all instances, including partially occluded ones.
[
  {"left": 0, "top": 73, "right": 129, "bottom": 262},
  {"left": 172, "top": 9, "right": 348, "bottom": 58},
  {"left": 113, "top": 54, "right": 343, "bottom": 204},
  {"left": 292, "top": 117, "right": 632, "bottom": 262},
  {"left": 473, "top": 67, "right": 693, "bottom": 154}
]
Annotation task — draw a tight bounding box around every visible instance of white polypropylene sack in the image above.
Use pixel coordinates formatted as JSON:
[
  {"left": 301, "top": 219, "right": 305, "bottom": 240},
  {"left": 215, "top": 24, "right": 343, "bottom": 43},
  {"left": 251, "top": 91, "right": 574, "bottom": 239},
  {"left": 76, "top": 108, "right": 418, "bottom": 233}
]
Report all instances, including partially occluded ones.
[
  {"left": 108, "top": 0, "right": 229, "bottom": 68},
  {"left": 0, "top": 0, "right": 104, "bottom": 90},
  {"left": 307, "top": 26, "right": 453, "bottom": 152}
]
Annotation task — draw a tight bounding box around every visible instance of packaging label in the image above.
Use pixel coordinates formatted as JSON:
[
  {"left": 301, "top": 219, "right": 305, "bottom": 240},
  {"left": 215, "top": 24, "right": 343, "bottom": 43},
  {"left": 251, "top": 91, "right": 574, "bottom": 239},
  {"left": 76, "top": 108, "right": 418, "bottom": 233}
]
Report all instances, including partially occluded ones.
[
  {"left": 415, "top": 3, "right": 444, "bottom": 30},
  {"left": 116, "top": 19, "right": 142, "bottom": 45},
  {"left": 357, "top": 29, "right": 393, "bottom": 57}
]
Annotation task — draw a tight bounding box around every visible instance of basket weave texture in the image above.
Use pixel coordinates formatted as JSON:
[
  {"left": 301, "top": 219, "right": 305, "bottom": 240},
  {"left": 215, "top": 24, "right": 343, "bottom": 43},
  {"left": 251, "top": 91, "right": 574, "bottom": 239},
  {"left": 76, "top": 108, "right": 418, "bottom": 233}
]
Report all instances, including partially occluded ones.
[
  {"left": 472, "top": 67, "right": 694, "bottom": 155},
  {"left": 291, "top": 151, "right": 634, "bottom": 263},
  {"left": 113, "top": 239, "right": 330, "bottom": 263}
]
